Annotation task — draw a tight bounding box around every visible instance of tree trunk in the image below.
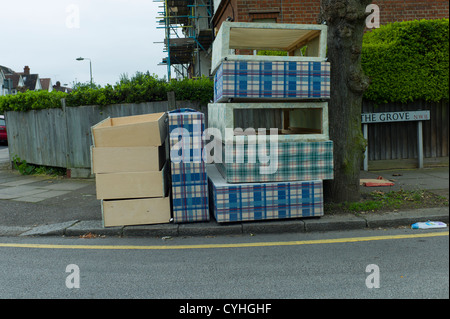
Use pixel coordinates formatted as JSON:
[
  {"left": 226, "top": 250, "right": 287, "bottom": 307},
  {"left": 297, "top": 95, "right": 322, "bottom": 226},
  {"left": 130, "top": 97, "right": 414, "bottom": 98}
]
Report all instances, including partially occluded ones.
[{"left": 319, "top": 0, "right": 371, "bottom": 203}]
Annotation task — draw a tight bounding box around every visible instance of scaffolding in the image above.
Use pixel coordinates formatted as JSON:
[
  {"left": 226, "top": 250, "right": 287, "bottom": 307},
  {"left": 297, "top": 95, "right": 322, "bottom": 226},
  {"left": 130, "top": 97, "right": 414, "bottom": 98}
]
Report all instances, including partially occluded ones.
[{"left": 155, "top": 0, "right": 214, "bottom": 80}]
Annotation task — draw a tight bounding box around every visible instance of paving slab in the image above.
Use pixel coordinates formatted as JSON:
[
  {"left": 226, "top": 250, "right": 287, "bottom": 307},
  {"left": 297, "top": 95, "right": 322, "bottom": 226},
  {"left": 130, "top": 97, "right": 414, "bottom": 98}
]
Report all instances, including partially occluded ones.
[
  {"left": 42, "top": 182, "right": 90, "bottom": 191},
  {"left": 0, "top": 178, "right": 43, "bottom": 187},
  {"left": 0, "top": 225, "right": 32, "bottom": 236},
  {"left": 19, "top": 220, "right": 79, "bottom": 237}
]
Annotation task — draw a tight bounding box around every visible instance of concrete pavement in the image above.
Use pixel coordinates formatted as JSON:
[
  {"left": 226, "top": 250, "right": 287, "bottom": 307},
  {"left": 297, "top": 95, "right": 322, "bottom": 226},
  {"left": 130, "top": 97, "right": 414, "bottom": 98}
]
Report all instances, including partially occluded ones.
[{"left": 0, "top": 146, "right": 448, "bottom": 237}]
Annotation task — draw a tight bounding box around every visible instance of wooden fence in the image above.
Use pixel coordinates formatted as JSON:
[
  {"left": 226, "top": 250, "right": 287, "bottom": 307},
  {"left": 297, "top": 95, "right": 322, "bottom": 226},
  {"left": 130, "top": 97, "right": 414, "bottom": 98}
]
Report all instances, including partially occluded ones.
[
  {"left": 5, "top": 100, "right": 205, "bottom": 176},
  {"left": 362, "top": 100, "right": 449, "bottom": 161}
]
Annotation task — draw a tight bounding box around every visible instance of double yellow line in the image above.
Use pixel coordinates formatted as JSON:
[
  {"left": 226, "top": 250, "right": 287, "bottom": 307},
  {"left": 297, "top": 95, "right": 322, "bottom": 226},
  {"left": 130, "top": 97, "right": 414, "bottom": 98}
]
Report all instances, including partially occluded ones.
[{"left": 0, "top": 231, "right": 447, "bottom": 250}]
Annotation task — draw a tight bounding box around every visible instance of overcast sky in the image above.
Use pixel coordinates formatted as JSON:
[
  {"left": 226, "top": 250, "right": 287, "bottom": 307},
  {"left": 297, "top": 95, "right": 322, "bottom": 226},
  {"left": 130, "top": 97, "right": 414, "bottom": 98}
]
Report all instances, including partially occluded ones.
[{"left": 0, "top": 0, "right": 167, "bottom": 87}]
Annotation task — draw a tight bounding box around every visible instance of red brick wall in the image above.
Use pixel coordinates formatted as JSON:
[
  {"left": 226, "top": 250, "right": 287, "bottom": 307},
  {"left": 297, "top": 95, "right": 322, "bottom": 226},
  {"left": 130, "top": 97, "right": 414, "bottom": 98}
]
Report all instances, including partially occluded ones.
[
  {"left": 237, "top": 0, "right": 320, "bottom": 24},
  {"left": 376, "top": 0, "right": 449, "bottom": 25},
  {"left": 213, "top": 0, "right": 449, "bottom": 27}
]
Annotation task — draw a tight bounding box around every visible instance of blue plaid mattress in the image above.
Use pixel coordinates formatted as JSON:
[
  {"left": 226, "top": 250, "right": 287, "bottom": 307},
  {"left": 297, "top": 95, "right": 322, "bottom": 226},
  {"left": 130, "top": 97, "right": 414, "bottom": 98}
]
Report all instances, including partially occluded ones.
[
  {"left": 214, "top": 61, "right": 330, "bottom": 103},
  {"left": 168, "top": 109, "right": 209, "bottom": 223},
  {"left": 208, "top": 165, "right": 324, "bottom": 223}
]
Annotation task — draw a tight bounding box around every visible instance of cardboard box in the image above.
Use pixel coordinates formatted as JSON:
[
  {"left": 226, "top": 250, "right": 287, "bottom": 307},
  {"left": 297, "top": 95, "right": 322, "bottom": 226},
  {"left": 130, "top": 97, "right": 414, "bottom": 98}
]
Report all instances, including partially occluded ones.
[
  {"left": 92, "top": 143, "right": 168, "bottom": 174},
  {"left": 208, "top": 165, "right": 324, "bottom": 223},
  {"left": 102, "top": 195, "right": 172, "bottom": 227},
  {"left": 91, "top": 112, "right": 167, "bottom": 147},
  {"left": 95, "top": 163, "right": 169, "bottom": 200}
]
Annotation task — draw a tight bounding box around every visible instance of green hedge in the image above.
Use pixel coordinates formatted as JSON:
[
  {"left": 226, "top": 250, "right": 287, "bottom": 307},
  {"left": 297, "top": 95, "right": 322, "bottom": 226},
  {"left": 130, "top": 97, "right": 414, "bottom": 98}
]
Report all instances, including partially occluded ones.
[
  {"left": 362, "top": 19, "right": 449, "bottom": 104},
  {"left": 0, "top": 73, "right": 214, "bottom": 113},
  {"left": 0, "top": 90, "right": 67, "bottom": 113}
]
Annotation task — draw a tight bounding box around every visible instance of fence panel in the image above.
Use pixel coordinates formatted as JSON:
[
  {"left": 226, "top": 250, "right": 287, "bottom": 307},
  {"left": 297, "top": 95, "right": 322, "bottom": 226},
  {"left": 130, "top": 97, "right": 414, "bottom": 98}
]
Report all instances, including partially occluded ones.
[
  {"left": 362, "top": 100, "right": 449, "bottom": 161},
  {"left": 5, "top": 100, "right": 204, "bottom": 170}
]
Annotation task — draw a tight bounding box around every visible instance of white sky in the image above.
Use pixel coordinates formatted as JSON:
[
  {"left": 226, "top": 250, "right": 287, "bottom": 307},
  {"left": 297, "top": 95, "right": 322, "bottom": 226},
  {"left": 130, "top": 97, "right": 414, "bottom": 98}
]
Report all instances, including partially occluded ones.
[{"left": 0, "top": 0, "right": 168, "bottom": 87}]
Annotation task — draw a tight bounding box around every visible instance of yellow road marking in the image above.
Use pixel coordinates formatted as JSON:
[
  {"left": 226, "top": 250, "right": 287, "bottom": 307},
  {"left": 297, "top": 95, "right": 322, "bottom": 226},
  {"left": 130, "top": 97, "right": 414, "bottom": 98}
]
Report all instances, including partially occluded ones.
[{"left": 0, "top": 231, "right": 447, "bottom": 250}]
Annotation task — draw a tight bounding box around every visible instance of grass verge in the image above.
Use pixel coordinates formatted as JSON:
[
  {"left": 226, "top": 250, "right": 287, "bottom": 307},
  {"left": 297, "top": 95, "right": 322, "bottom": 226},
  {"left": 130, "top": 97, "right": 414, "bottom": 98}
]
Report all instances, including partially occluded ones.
[{"left": 325, "top": 189, "right": 449, "bottom": 215}]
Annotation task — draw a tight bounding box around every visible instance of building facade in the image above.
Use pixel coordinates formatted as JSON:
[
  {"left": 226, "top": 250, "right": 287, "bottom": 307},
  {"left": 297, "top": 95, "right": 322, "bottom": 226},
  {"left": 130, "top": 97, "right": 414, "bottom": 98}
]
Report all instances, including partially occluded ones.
[{"left": 212, "top": 0, "right": 449, "bottom": 29}]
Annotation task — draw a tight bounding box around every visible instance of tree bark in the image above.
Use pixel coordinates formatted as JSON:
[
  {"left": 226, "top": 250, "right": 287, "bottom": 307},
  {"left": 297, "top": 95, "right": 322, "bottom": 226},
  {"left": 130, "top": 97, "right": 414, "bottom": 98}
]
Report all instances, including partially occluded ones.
[{"left": 319, "top": 0, "right": 371, "bottom": 203}]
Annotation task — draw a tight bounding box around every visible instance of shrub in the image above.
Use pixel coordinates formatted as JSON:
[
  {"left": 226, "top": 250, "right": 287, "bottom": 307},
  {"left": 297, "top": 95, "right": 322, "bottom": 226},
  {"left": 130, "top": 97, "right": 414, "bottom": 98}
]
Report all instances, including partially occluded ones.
[
  {"left": 362, "top": 19, "right": 449, "bottom": 104},
  {"left": 0, "top": 90, "right": 66, "bottom": 112}
]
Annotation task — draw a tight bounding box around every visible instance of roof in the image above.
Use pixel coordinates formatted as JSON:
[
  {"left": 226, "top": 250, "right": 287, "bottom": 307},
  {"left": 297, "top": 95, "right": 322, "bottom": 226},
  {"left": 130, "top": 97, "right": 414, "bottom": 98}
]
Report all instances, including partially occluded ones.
[
  {"left": 17, "top": 73, "right": 39, "bottom": 90},
  {"left": 0, "top": 65, "right": 15, "bottom": 75},
  {"left": 5, "top": 73, "right": 22, "bottom": 88},
  {"left": 40, "top": 78, "right": 52, "bottom": 91}
]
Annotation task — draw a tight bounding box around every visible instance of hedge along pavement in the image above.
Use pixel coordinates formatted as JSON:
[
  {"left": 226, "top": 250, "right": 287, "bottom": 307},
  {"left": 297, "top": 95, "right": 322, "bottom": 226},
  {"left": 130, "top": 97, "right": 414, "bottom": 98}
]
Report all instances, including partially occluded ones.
[{"left": 362, "top": 18, "right": 449, "bottom": 105}]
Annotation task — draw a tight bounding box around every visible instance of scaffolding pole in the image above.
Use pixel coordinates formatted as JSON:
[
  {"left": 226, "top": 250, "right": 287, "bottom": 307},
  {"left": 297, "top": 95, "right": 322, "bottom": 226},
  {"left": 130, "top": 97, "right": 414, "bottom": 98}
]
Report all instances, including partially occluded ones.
[{"left": 155, "top": 0, "right": 213, "bottom": 80}]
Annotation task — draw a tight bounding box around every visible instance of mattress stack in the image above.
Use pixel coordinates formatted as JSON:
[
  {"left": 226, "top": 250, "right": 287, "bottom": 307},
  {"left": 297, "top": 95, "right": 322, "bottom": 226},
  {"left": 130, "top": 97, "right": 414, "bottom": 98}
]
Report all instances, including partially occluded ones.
[{"left": 208, "top": 22, "right": 334, "bottom": 223}]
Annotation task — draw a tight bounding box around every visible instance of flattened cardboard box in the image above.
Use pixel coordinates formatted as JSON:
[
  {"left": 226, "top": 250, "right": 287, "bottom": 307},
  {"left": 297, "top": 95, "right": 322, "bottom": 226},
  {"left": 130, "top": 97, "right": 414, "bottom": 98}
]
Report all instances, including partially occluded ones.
[
  {"left": 102, "top": 193, "right": 171, "bottom": 227},
  {"left": 91, "top": 112, "right": 167, "bottom": 147},
  {"left": 91, "top": 142, "right": 168, "bottom": 174},
  {"left": 95, "top": 163, "right": 169, "bottom": 200}
]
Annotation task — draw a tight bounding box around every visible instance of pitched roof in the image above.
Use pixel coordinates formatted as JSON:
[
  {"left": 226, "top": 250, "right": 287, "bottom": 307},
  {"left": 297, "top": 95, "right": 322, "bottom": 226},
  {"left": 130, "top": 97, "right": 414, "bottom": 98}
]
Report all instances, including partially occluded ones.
[
  {"left": 40, "top": 78, "right": 52, "bottom": 91},
  {"left": 0, "top": 65, "right": 15, "bottom": 75},
  {"left": 5, "top": 73, "right": 23, "bottom": 88}
]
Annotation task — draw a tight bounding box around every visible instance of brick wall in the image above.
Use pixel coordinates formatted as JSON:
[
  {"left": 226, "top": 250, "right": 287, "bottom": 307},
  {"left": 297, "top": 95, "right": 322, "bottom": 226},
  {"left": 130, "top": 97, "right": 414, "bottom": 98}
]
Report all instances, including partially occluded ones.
[
  {"left": 375, "top": 0, "right": 449, "bottom": 25},
  {"left": 213, "top": 0, "right": 449, "bottom": 27}
]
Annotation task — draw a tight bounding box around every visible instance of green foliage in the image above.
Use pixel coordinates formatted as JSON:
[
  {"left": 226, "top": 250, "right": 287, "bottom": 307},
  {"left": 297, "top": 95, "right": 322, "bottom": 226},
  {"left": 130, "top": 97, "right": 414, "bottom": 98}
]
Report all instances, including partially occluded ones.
[
  {"left": 0, "top": 72, "right": 214, "bottom": 113},
  {"left": 12, "top": 154, "right": 66, "bottom": 176},
  {"left": 362, "top": 19, "right": 449, "bottom": 104},
  {"left": 0, "top": 90, "right": 66, "bottom": 113},
  {"left": 12, "top": 155, "right": 36, "bottom": 175},
  {"left": 167, "top": 76, "right": 214, "bottom": 105},
  {"left": 325, "top": 189, "right": 447, "bottom": 214},
  {"left": 257, "top": 50, "right": 288, "bottom": 56}
]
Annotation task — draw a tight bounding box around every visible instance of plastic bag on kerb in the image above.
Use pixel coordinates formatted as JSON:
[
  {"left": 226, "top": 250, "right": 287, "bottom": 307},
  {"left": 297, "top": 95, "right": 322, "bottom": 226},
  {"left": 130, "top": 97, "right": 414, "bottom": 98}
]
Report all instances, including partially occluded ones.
[{"left": 411, "top": 221, "right": 448, "bottom": 229}]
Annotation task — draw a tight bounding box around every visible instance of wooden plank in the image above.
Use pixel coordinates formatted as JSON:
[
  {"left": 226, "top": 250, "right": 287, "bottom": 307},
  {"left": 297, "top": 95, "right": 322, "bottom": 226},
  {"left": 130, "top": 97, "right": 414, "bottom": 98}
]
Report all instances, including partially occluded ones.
[
  {"left": 435, "top": 102, "right": 443, "bottom": 157},
  {"left": 430, "top": 102, "right": 437, "bottom": 157}
]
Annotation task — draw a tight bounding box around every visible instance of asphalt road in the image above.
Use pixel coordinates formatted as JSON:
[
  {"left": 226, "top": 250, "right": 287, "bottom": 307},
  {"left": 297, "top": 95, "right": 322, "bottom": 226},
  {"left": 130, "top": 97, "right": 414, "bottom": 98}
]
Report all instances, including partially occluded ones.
[{"left": 0, "top": 228, "right": 448, "bottom": 300}]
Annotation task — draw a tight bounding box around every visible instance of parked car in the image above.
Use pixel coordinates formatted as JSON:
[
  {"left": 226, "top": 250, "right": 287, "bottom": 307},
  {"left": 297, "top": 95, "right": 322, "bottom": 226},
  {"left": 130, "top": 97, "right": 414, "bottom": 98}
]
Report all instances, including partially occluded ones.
[{"left": 0, "top": 115, "right": 7, "bottom": 145}]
